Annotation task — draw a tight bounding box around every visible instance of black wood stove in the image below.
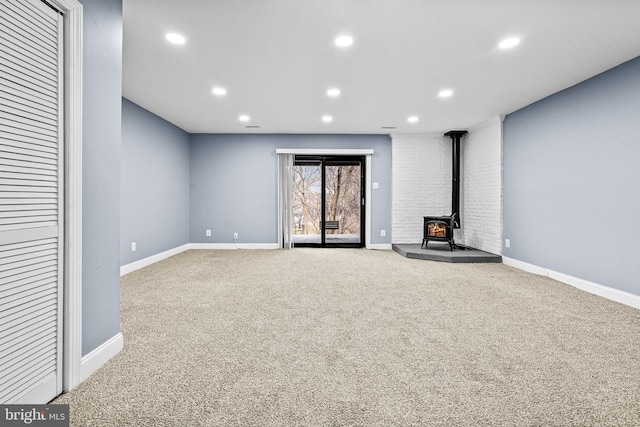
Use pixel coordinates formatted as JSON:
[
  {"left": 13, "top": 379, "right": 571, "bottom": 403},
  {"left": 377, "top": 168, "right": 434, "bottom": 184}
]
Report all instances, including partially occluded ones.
[{"left": 422, "top": 214, "right": 457, "bottom": 251}]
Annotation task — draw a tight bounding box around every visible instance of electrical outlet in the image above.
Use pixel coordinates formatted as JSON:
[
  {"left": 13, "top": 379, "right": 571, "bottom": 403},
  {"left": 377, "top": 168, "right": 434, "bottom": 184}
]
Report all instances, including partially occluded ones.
[
  {"left": 234, "top": 232, "right": 238, "bottom": 240},
  {"left": 505, "top": 239, "right": 510, "bottom": 248},
  {"left": 206, "top": 229, "right": 211, "bottom": 237},
  {"left": 131, "top": 242, "right": 136, "bottom": 252},
  {"left": 380, "top": 229, "right": 386, "bottom": 237}
]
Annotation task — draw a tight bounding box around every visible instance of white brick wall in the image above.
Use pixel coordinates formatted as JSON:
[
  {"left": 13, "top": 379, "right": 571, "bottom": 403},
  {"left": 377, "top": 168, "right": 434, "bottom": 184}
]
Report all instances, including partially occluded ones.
[
  {"left": 391, "top": 119, "right": 503, "bottom": 253},
  {"left": 391, "top": 134, "right": 451, "bottom": 243},
  {"left": 460, "top": 117, "right": 503, "bottom": 255}
]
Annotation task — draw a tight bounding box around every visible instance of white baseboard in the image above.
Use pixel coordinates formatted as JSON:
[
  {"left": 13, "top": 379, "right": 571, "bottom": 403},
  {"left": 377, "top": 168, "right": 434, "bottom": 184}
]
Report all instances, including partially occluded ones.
[
  {"left": 190, "top": 243, "right": 280, "bottom": 250},
  {"left": 503, "top": 257, "right": 640, "bottom": 310},
  {"left": 80, "top": 332, "right": 123, "bottom": 383},
  {"left": 120, "top": 242, "right": 392, "bottom": 276},
  {"left": 120, "top": 244, "right": 191, "bottom": 276},
  {"left": 121, "top": 243, "right": 281, "bottom": 275},
  {"left": 368, "top": 243, "right": 392, "bottom": 250}
]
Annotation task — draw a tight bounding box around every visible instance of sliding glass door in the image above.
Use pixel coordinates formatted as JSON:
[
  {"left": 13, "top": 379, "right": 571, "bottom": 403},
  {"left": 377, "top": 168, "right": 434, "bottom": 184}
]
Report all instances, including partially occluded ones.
[
  {"left": 292, "top": 159, "right": 322, "bottom": 245},
  {"left": 323, "top": 159, "right": 363, "bottom": 246},
  {"left": 293, "top": 156, "right": 364, "bottom": 247}
]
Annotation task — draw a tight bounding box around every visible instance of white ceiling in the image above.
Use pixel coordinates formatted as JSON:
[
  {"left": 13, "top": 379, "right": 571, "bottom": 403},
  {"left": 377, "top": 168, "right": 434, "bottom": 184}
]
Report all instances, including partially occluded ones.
[{"left": 122, "top": 0, "right": 640, "bottom": 134}]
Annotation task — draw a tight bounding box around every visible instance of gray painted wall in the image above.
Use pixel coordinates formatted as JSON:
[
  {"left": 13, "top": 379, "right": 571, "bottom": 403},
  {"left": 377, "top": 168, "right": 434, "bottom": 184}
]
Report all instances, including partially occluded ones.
[
  {"left": 190, "top": 134, "right": 392, "bottom": 245},
  {"left": 121, "top": 99, "right": 190, "bottom": 265},
  {"left": 81, "top": 0, "right": 122, "bottom": 355},
  {"left": 503, "top": 56, "right": 640, "bottom": 296}
]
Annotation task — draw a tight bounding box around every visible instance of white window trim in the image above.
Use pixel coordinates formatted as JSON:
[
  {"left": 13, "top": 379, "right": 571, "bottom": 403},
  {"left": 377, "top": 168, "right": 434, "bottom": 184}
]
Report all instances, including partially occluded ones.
[{"left": 49, "top": 0, "right": 83, "bottom": 392}]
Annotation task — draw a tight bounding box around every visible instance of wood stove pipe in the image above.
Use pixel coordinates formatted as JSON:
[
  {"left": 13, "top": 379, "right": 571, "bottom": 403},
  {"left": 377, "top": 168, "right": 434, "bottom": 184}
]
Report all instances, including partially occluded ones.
[{"left": 444, "top": 130, "right": 467, "bottom": 229}]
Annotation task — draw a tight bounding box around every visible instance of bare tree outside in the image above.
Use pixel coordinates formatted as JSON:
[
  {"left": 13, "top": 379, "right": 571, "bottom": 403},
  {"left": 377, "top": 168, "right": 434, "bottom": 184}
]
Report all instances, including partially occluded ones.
[
  {"left": 292, "top": 165, "right": 321, "bottom": 234},
  {"left": 293, "top": 162, "right": 361, "bottom": 241},
  {"left": 324, "top": 165, "right": 360, "bottom": 234}
]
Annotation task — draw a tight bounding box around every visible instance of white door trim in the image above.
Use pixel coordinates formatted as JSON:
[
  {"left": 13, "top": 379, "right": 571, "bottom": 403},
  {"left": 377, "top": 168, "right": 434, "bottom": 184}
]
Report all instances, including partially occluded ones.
[
  {"left": 49, "top": 0, "right": 83, "bottom": 392},
  {"left": 365, "top": 155, "right": 372, "bottom": 248},
  {"left": 276, "top": 148, "right": 374, "bottom": 156}
]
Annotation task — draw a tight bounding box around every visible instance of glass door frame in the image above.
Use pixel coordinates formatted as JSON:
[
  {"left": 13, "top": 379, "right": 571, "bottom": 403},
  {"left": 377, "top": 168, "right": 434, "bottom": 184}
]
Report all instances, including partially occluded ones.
[{"left": 293, "top": 155, "right": 365, "bottom": 248}]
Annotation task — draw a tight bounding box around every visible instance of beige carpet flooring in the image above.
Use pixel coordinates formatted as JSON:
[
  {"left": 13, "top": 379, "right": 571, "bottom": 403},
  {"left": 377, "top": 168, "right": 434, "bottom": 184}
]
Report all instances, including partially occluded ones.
[{"left": 54, "top": 249, "right": 640, "bottom": 426}]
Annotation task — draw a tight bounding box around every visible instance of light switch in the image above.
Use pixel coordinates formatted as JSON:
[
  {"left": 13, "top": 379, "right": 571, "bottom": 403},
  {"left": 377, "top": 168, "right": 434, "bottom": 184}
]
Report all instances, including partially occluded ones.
[{"left": 372, "top": 182, "right": 379, "bottom": 189}]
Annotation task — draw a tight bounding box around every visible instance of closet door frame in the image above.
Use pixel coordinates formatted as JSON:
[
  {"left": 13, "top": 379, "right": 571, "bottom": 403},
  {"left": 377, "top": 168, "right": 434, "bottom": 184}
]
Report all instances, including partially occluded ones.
[{"left": 49, "top": 0, "right": 83, "bottom": 393}]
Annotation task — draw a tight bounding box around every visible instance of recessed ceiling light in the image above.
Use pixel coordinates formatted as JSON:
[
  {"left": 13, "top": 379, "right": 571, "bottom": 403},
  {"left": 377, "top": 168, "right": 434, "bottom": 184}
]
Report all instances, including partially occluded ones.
[
  {"left": 165, "top": 33, "right": 186, "bottom": 44},
  {"left": 335, "top": 35, "right": 354, "bottom": 47},
  {"left": 499, "top": 37, "right": 520, "bottom": 49},
  {"left": 439, "top": 89, "right": 454, "bottom": 98},
  {"left": 322, "top": 115, "right": 333, "bottom": 123},
  {"left": 238, "top": 115, "right": 250, "bottom": 122},
  {"left": 407, "top": 116, "right": 419, "bottom": 123},
  {"left": 327, "top": 88, "right": 341, "bottom": 97},
  {"left": 212, "top": 87, "right": 227, "bottom": 96}
]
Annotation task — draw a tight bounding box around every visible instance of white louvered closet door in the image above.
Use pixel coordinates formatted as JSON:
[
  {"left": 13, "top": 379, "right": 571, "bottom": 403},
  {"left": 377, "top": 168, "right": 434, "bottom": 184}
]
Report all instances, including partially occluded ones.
[{"left": 0, "top": 0, "right": 64, "bottom": 404}]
